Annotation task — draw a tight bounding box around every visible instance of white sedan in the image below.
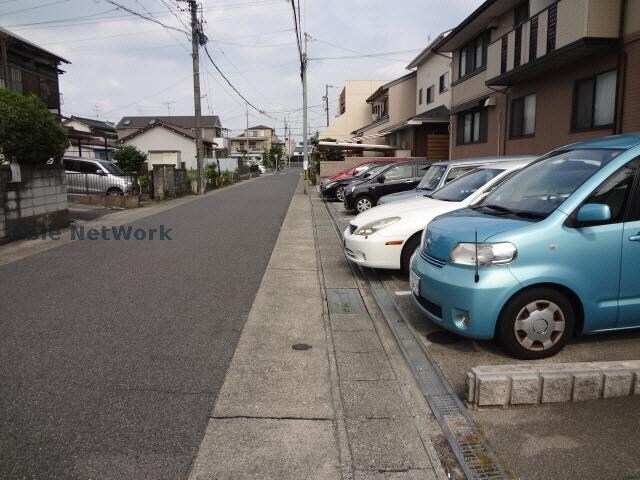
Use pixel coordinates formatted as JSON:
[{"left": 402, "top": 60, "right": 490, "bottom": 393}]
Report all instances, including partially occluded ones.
[{"left": 342, "top": 159, "right": 534, "bottom": 272}]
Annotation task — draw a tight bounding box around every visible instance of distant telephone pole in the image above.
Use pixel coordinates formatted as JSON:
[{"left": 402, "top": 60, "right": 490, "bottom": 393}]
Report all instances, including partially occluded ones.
[
  {"left": 302, "top": 33, "right": 309, "bottom": 178},
  {"left": 178, "top": 0, "right": 205, "bottom": 194},
  {"left": 162, "top": 101, "right": 176, "bottom": 117}
]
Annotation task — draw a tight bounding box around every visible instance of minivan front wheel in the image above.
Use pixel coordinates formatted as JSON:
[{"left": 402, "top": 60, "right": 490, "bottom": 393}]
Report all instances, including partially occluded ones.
[
  {"left": 336, "top": 186, "right": 346, "bottom": 202},
  {"left": 355, "top": 196, "right": 374, "bottom": 213},
  {"left": 106, "top": 187, "right": 124, "bottom": 196},
  {"left": 497, "top": 287, "right": 575, "bottom": 359}
]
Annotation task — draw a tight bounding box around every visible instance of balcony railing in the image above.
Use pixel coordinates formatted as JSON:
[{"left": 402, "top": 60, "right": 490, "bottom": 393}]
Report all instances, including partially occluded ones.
[{"left": 486, "top": 0, "right": 622, "bottom": 85}]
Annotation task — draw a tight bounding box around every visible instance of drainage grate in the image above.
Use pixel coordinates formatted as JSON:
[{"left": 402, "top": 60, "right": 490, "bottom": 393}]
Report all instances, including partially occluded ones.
[
  {"left": 367, "top": 275, "right": 505, "bottom": 480},
  {"left": 324, "top": 201, "right": 507, "bottom": 480}
]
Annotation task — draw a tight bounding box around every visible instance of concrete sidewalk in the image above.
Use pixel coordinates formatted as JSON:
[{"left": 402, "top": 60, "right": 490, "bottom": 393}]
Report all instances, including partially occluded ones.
[{"left": 188, "top": 180, "right": 449, "bottom": 480}]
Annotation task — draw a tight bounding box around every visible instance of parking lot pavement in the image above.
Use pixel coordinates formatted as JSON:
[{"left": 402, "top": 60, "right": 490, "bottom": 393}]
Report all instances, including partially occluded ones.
[{"left": 323, "top": 198, "right": 640, "bottom": 480}]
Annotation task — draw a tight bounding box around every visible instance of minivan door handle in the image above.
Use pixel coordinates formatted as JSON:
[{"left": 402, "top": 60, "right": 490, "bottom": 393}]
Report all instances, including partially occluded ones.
[{"left": 629, "top": 234, "right": 640, "bottom": 241}]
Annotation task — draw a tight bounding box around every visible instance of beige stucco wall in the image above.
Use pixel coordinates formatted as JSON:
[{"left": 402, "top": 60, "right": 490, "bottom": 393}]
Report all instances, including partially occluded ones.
[
  {"left": 415, "top": 53, "right": 451, "bottom": 115},
  {"left": 625, "top": 0, "right": 640, "bottom": 36},
  {"left": 387, "top": 76, "right": 416, "bottom": 124},
  {"left": 320, "top": 80, "right": 386, "bottom": 140}
]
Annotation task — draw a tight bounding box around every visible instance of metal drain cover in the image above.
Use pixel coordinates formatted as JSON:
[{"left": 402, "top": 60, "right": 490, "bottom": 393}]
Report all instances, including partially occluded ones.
[
  {"left": 292, "top": 343, "right": 312, "bottom": 351},
  {"left": 427, "top": 331, "right": 462, "bottom": 345}
]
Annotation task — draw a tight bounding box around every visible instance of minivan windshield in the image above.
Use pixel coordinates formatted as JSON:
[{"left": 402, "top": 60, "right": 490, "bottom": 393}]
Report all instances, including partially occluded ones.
[
  {"left": 431, "top": 168, "right": 503, "bottom": 202},
  {"left": 100, "top": 162, "right": 124, "bottom": 175},
  {"left": 417, "top": 165, "right": 446, "bottom": 190},
  {"left": 475, "top": 148, "right": 623, "bottom": 219}
]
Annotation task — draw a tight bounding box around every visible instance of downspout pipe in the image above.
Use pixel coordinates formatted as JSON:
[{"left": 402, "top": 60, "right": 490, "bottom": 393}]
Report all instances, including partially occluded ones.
[{"left": 615, "top": 0, "right": 628, "bottom": 135}]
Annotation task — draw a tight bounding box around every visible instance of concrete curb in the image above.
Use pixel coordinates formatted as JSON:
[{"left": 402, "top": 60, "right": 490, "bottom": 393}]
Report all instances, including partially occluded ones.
[{"left": 467, "top": 361, "right": 640, "bottom": 408}]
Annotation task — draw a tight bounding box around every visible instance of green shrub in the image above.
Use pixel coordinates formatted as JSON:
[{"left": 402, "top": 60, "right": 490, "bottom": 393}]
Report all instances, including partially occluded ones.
[
  {"left": 113, "top": 145, "right": 147, "bottom": 173},
  {"left": 0, "top": 88, "right": 68, "bottom": 165}
]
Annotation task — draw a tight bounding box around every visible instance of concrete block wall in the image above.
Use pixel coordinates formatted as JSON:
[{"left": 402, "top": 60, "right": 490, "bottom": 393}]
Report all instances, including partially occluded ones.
[
  {"left": 0, "top": 165, "right": 69, "bottom": 243},
  {"left": 319, "top": 156, "right": 427, "bottom": 180},
  {"left": 466, "top": 361, "right": 640, "bottom": 408}
]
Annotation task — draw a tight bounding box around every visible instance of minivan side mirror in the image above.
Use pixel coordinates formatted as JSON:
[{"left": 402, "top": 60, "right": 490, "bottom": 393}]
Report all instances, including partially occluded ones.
[
  {"left": 377, "top": 175, "right": 385, "bottom": 184},
  {"left": 576, "top": 203, "right": 611, "bottom": 223},
  {"left": 95, "top": 169, "right": 106, "bottom": 175}
]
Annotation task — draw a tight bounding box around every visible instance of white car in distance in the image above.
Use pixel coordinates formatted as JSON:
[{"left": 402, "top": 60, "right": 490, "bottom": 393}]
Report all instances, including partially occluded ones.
[{"left": 342, "top": 158, "right": 535, "bottom": 273}]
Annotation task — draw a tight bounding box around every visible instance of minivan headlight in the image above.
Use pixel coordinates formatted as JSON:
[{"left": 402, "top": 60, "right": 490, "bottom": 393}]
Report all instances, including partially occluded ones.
[
  {"left": 324, "top": 181, "right": 337, "bottom": 189},
  {"left": 450, "top": 242, "right": 517, "bottom": 265},
  {"left": 354, "top": 217, "right": 400, "bottom": 236}
]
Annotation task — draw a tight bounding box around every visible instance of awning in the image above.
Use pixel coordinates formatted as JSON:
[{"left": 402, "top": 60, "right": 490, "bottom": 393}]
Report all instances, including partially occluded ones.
[{"left": 316, "top": 141, "right": 397, "bottom": 151}]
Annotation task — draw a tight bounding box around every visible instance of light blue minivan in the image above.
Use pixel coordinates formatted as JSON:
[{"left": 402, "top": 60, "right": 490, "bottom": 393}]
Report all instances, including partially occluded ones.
[{"left": 410, "top": 134, "right": 640, "bottom": 359}]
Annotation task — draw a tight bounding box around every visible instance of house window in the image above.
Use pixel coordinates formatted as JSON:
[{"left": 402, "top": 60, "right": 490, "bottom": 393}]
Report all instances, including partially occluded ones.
[
  {"left": 439, "top": 72, "right": 449, "bottom": 93},
  {"left": 458, "top": 32, "right": 489, "bottom": 80},
  {"left": 426, "top": 85, "right": 434, "bottom": 104},
  {"left": 572, "top": 70, "right": 617, "bottom": 130},
  {"left": 457, "top": 108, "right": 488, "bottom": 145},
  {"left": 249, "top": 131, "right": 258, "bottom": 137},
  {"left": 248, "top": 141, "right": 257, "bottom": 149},
  {"left": 418, "top": 88, "right": 423, "bottom": 105},
  {"left": 510, "top": 94, "right": 536, "bottom": 138}
]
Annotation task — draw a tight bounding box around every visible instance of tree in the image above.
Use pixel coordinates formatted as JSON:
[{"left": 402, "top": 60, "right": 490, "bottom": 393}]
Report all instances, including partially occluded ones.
[
  {"left": 269, "top": 144, "right": 284, "bottom": 168},
  {"left": 0, "top": 88, "right": 68, "bottom": 165},
  {"left": 113, "top": 145, "right": 147, "bottom": 173}
]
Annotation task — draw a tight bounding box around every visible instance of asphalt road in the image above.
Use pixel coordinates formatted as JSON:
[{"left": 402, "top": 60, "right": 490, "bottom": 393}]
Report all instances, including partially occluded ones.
[{"left": 0, "top": 170, "right": 301, "bottom": 480}]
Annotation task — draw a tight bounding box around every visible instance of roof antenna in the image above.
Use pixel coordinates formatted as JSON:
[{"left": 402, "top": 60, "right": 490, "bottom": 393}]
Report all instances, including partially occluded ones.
[{"left": 474, "top": 228, "right": 480, "bottom": 283}]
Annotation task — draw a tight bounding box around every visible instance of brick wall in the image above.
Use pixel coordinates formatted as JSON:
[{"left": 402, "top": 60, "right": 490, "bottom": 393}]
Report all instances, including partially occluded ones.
[{"left": 0, "top": 165, "right": 69, "bottom": 243}]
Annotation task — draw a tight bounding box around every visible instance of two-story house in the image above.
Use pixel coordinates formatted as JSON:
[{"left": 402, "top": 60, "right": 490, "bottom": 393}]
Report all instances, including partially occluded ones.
[
  {"left": 403, "top": 31, "right": 452, "bottom": 159},
  {"left": 435, "top": 0, "right": 640, "bottom": 159},
  {"left": 229, "top": 125, "right": 278, "bottom": 162},
  {"left": 352, "top": 72, "right": 417, "bottom": 154},
  {"left": 0, "top": 27, "right": 69, "bottom": 116},
  {"left": 320, "top": 80, "right": 387, "bottom": 141}
]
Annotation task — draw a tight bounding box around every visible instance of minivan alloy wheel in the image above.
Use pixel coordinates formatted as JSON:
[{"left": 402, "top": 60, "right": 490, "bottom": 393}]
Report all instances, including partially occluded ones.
[
  {"left": 336, "top": 186, "right": 346, "bottom": 202},
  {"left": 497, "top": 287, "right": 575, "bottom": 359},
  {"left": 514, "top": 300, "right": 565, "bottom": 351}
]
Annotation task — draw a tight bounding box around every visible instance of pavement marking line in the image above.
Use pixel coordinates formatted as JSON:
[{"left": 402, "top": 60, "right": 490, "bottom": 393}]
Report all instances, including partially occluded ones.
[{"left": 395, "top": 290, "right": 413, "bottom": 296}]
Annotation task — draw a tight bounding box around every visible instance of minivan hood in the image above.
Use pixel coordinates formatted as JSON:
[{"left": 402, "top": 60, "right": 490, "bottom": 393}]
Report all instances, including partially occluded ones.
[{"left": 424, "top": 208, "right": 532, "bottom": 261}]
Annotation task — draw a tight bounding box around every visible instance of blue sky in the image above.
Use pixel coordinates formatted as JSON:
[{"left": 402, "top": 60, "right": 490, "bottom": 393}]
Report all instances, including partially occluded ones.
[{"left": 2, "top": 0, "right": 483, "bottom": 139}]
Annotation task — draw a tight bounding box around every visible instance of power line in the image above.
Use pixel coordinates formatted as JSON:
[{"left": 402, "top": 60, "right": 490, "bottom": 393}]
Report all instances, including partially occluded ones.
[
  {"left": 1, "top": 0, "right": 70, "bottom": 15},
  {"left": 103, "top": 0, "right": 190, "bottom": 35},
  {"left": 310, "top": 48, "right": 420, "bottom": 61},
  {"left": 290, "top": 0, "right": 303, "bottom": 69},
  {"left": 203, "top": 44, "right": 277, "bottom": 120}
]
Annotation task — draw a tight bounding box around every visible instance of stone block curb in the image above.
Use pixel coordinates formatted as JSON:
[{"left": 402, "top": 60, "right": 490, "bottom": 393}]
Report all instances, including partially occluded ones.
[{"left": 466, "top": 360, "right": 640, "bottom": 408}]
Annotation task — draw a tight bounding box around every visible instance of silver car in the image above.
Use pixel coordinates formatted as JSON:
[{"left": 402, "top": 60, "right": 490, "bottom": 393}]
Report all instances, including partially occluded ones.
[{"left": 63, "top": 158, "right": 134, "bottom": 195}]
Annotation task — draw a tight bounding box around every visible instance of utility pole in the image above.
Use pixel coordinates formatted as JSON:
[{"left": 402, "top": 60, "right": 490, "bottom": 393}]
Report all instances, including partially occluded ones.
[
  {"left": 324, "top": 84, "right": 330, "bottom": 127},
  {"left": 245, "top": 102, "right": 249, "bottom": 166},
  {"left": 162, "top": 101, "right": 176, "bottom": 117},
  {"left": 179, "top": 0, "right": 205, "bottom": 194},
  {"left": 302, "top": 32, "right": 309, "bottom": 179}
]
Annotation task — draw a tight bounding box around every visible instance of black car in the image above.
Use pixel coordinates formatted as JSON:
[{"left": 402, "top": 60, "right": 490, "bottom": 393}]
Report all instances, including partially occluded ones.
[
  {"left": 343, "top": 160, "right": 431, "bottom": 212},
  {"left": 320, "top": 164, "right": 388, "bottom": 201}
]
